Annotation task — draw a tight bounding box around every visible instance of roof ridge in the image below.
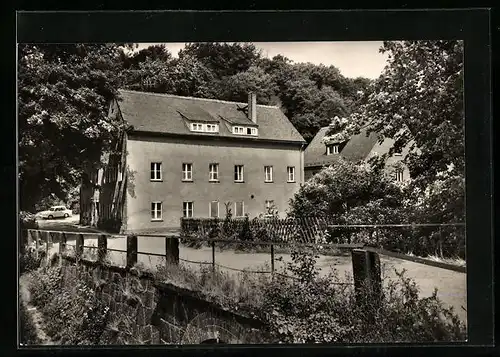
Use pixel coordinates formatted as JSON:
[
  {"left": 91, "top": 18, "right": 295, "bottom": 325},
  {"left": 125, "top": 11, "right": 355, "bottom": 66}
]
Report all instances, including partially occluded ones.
[{"left": 118, "top": 89, "right": 280, "bottom": 109}]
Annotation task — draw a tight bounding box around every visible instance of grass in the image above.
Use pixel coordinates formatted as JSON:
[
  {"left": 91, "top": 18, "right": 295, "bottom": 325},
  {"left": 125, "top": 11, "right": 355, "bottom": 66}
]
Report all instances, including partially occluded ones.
[
  {"left": 134, "top": 258, "right": 272, "bottom": 313},
  {"left": 405, "top": 252, "right": 466, "bottom": 267}
]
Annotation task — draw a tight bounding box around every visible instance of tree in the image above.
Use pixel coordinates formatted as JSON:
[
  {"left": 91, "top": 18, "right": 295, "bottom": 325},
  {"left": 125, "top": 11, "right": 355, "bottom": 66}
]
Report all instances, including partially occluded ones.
[
  {"left": 179, "top": 42, "right": 261, "bottom": 78},
  {"left": 328, "top": 41, "right": 464, "bottom": 189},
  {"left": 18, "top": 44, "right": 130, "bottom": 211},
  {"left": 125, "top": 44, "right": 172, "bottom": 69},
  {"left": 217, "top": 66, "right": 278, "bottom": 105},
  {"left": 281, "top": 78, "right": 350, "bottom": 142},
  {"left": 288, "top": 158, "right": 403, "bottom": 219}
]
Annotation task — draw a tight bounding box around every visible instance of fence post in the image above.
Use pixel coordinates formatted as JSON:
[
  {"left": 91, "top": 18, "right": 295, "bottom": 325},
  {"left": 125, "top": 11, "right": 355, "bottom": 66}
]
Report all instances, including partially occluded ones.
[
  {"left": 438, "top": 226, "right": 443, "bottom": 258},
  {"left": 126, "top": 234, "right": 138, "bottom": 268},
  {"left": 351, "top": 249, "right": 382, "bottom": 315},
  {"left": 60, "top": 232, "right": 67, "bottom": 254},
  {"left": 45, "top": 232, "right": 50, "bottom": 264},
  {"left": 98, "top": 234, "right": 108, "bottom": 264},
  {"left": 211, "top": 241, "right": 216, "bottom": 274},
  {"left": 34, "top": 230, "right": 40, "bottom": 259},
  {"left": 76, "top": 234, "right": 84, "bottom": 260},
  {"left": 165, "top": 235, "right": 180, "bottom": 265},
  {"left": 270, "top": 244, "right": 275, "bottom": 273}
]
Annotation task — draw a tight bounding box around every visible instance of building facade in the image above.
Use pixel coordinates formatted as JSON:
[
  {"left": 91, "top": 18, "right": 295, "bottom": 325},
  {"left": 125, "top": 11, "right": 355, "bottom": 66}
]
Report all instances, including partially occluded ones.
[
  {"left": 80, "top": 90, "right": 306, "bottom": 233},
  {"left": 304, "top": 126, "right": 411, "bottom": 182}
]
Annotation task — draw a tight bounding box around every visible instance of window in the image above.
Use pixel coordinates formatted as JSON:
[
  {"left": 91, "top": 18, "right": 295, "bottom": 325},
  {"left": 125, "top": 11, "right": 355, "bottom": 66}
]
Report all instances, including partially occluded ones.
[
  {"left": 235, "top": 201, "right": 244, "bottom": 217},
  {"left": 327, "top": 144, "right": 339, "bottom": 155},
  {"left": 396, "top": 169, "right": 404, "bottom": 182},
  {"left": 265, "top": 200, "right": 274, "bottom": 210},
  {"left": 206, "top": 124, "right": 219, "bottom": 133},
  {"left": 190, "top": 122, "right": 219, "bottom": 133},
  {"left": 151, "top": 162, "right": 162, "bottom": 181},
  {"left": 182, "top": 163, "right": 193, "bottom": 181},
  {"left": 233, "top": 126, "right": 244, "bottom": 134},
  {"left": 287, "top": 166, "right": 296, "bottom": 182},
  {"left": 209, "top": 163, "right": 219, "bottom": 181},
  {"left": 232, "top": 126, "right": 258, "bottom": 136},
  {"left": 234, "top": 165, "right": 244, "bottom": 182},
  {"left": 264, "top": 166, "right": 273, "bottom": 182},
  {"left": 191, "top": 123, "right": 204, "bottom": 132},
  {"left": 209, "top": 201, "right": 219, "bottom": 218},
  {"left": 151, "top": 202, "right": 162, "bottom": 221},
  {"left": 183, "top": 202, "right": 194, "bottom": 218}
]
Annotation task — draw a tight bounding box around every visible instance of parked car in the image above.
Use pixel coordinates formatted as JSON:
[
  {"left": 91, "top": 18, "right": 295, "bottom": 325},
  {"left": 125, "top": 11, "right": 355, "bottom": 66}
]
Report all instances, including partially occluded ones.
[{"left": 37, "top": 205, "right": 73, "bottom": 219}]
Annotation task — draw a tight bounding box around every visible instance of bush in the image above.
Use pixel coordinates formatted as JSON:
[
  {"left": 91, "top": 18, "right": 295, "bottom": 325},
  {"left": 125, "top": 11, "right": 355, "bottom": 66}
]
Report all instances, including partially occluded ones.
[
  {"left": 28, "top": 266, "right": 110, "bottom": 345},
  {"left": 258, "top": 249, "right": 466, "bottom": 343},
  {"left": 19, "top": 295, "right": 41, "bottom": 345},
  {"left": 20, "top": 248, "right": 45, "bottom": 274},
  {"left": 19, "top": 211, "right": 39, "bottom": 254}
]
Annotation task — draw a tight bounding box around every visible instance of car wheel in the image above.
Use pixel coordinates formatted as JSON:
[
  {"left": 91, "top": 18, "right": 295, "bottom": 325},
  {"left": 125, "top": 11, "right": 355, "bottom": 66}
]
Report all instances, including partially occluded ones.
[
  {"left": 48, "top": 215, "right": 53, "bottom": 219},
  {"left": 64, "top": 213, "right": 69, "bottom": 218}
]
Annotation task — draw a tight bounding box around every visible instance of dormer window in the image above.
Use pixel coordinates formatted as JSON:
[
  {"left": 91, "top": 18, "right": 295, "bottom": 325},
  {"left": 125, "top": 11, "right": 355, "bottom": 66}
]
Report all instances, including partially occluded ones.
[
  {"left": 326, "top": 144, "right": 339, "bottom": 155},
  {"left": 233, "top": 126, "right": 244, "bottom": 134},
  {"left": 206, "top": 124, "right": 219, "bottom": 132},
  {"left": 233, "top": 126, "right": 258, "bottom": 136},
  {"left": 190, "top": 122, "right": 219, "bottom": 133}
]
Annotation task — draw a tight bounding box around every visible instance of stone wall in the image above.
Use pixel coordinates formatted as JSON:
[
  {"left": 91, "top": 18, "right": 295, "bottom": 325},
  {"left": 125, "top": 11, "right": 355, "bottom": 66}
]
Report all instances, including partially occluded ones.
[{"left": 61, "top": 257, "right": 266, "bottom": 344}]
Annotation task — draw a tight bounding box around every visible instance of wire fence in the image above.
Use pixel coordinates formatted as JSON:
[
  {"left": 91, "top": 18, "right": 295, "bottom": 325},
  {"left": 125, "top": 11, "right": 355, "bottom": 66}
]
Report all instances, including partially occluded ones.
[{"left": 25, "top": 221, "right": 466, "bottom": 283}]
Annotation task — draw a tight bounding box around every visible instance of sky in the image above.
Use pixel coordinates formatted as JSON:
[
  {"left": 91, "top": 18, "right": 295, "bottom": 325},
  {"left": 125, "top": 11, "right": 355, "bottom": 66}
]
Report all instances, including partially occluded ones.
[{"left": 134, "top": 42, "right": 389, "bottom": 79}]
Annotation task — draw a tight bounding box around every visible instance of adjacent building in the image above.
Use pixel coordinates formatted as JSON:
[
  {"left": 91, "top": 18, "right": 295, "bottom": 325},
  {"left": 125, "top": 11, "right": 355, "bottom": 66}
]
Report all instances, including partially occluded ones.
[
  {"left": 80, "top": 90, "right": 306, "bottom": 233},
  {"left": 304, "top": 126, "right": 411, "bottom": 182}
]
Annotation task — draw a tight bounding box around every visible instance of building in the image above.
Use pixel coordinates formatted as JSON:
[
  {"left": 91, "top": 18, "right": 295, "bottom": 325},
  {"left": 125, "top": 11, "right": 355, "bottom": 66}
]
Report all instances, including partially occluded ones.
[
  {"left": 304, "top": 126, "right": 411, "bottom": 182},
  {"left": 80, "top": 90, "right": 306, "bottom": 233}
]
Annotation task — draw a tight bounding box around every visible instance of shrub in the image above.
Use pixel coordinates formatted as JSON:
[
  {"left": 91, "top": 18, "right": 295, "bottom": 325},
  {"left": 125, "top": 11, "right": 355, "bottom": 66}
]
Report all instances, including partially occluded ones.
[
  {"left": 28, "top": 265, "right": 110, "bottom": 345},
  {"left": 19, "top": 294, "right": 41, "bottom": 345},
  {"left": 258, "top": 248, "right": 466, "bottom": 343},
  {"left": 29, "top": 266, "right": 64, "bottom": 308},
  {"left": 20, "top": 248, "right": 45, "bottom": 274},
  {"left": 19, "top": 211, "right": 39, "bottom": 254}
]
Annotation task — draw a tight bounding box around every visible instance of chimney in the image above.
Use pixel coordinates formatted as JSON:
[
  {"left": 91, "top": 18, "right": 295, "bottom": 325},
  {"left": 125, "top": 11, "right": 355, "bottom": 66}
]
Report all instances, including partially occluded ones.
[{"left": 248, "top": 92, "right": 257, "bottom": 123}]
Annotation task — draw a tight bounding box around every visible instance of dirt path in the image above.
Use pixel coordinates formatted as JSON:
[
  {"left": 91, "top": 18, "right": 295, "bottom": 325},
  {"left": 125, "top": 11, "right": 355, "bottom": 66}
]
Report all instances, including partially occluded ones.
[{"left": 19, "top": 274, "right": 56, "bottom": 346}]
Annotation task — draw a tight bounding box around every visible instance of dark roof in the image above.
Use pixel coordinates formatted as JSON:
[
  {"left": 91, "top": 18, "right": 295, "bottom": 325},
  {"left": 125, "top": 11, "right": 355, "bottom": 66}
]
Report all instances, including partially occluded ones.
[
  {"left": 116, "top": 90, "right": 305, "bottom": 143},
  {"left": 304, "top": 126, "right": 379, "bottom": 167}
]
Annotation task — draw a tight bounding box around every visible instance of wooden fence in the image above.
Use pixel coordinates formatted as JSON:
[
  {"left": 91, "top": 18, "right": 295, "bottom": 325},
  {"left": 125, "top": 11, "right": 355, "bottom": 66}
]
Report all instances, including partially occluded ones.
[{"left": 181, "top": 218, "right": 466, "bottom": 259}]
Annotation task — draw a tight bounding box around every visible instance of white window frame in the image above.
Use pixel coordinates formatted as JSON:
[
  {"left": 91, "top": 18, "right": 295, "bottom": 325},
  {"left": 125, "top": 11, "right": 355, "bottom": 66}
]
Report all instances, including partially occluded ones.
[
  {"left": 234, "top": 165, "right": 244, "bottom": 182},
  {"left": 151, "top": 201, "right": 162, "bottom": 221},
  {"left": 264, "top": 166, "right": 273, "bottom": 182},
  {"left": 232, "top": 126, "right": 258, "bottom": 136},
  {"left": 327, "top": 144, "right": 339, "bottom": 155},
  {"left": 209, "top": 201, "right": 219, "bottom": 218},
  {"left": 209, "top": 163, "right": 219, "bottom": 182},
  {"left": 206, "top": 124, "right": 219, "bottom": 133},
  {"left": 190, "top": 123, "right": 205, "bottom": 132},
  {"left": 151, "top": 162, "right": 162, "bottom": 181},
  {"left": 232, "top": 126, "right": 244, "bottom": 134},
  {"left": 234, "top": 201, "right": 245, "bottom": 217},
  {"left": 396, "top": 169, "right": 404, "bottom": 182},
  {"left": 287, "top": 166, "right": 296, "bottom": 182},
  {"left": 182, "top": 163, "right": 193, "bottom": 181},
  {"left": 183, "top": 201, "right": 194, "bottom": 218}
]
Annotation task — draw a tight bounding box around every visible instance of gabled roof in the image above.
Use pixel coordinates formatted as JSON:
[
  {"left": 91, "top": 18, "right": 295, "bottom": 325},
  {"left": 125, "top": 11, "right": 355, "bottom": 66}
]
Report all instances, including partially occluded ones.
[
  {"left": 116, "top": 90, "right": 306, "bottom": 144},
  {"left": 304, "top": 126, "right": 379, "bottom": 167}
]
